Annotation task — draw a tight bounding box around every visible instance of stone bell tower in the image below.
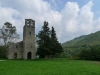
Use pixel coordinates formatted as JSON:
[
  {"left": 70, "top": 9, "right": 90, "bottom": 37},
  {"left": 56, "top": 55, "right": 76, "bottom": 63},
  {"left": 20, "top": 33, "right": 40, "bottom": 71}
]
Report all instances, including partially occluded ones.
[{"left": 23, "top": 19, "right": 36, "bottom": 59}]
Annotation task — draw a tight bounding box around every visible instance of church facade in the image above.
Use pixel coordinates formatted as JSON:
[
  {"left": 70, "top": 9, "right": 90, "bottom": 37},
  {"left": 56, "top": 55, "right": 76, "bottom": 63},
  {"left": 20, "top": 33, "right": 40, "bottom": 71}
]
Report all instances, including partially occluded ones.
[{"left": 7, "top": 19, "right": 36, "bottom": 59}]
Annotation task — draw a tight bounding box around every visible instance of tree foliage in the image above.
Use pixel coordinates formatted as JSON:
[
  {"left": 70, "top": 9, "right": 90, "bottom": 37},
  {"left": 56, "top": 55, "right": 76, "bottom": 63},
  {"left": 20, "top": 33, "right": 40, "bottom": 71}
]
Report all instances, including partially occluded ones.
[
  {"left": 0, "top": 22, "right": 19, "bottom": 45},
  {"left": 80, "top": 45, "right": 100, "bottom": 60},
  {"left": 50, "top": 27, "right": 63, "bottom": 57},
  {"left": 0, "top": 46, "right": 6, "bottom": 58},
  {"left": 36, "top": 21, "right": 51, "bottom": 58},
  {"left": 0, "top": 22, "right": 19, "bottom": 58},
  {"left": 36, "top": 21, "right": 63, "bottom": 58},
  {"left": 62, "top": 31, "right": 100, "bottom": 60}
]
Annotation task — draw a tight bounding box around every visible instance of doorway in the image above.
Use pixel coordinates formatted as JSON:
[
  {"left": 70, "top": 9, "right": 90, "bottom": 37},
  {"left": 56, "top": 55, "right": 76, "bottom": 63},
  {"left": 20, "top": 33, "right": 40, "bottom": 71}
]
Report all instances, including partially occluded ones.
[
  {"left": 27, "top": 52, "right": 32, "bottom": 59},
  {"left": 14, "top": 52, "right": 17, "bottom": 59}
]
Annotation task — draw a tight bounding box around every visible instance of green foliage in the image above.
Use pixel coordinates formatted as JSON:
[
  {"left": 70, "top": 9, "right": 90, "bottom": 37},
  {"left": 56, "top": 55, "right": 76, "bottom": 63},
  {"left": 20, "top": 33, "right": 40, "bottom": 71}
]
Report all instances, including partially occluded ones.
[
  {"left": 50, "top": 27, "right": 63, "bottom": 57},
  {"left": 80, "top": 45, "right": 100, "bottom": 60},
  {"left": 62, "top": 31, "right": 100, "bottom": 60},
  {"left": 62, "top": 31, "right": 100, "bottom": 47},
  {"left": 36, "top": 22, "right": 63, "bottom": 58},
  {"left": 0, "top": 22, "right": 19, "bottom": 45},
  {"left": 0, "top": 59, "right": 100, "bottom": 75},
  {"left": 80, "top": 47, "right": 91, "bottom": 60},
  {"left": 36, "top": 21, "right": 51, "bottom": 57},
  {"left": 62, "top": 35, "right": 87, "bottom": 47},
  {"left": 59, "top": 52, "right": 72, "bottom": 58},
  {"left": 0, "top": 46, "right": 6, "bottom": 58}
]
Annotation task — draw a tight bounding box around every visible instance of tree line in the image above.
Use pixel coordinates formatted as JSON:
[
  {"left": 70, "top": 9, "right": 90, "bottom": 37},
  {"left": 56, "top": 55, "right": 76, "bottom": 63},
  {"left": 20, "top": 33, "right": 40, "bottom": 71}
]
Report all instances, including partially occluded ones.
[
  {"left": 80, "top": 45, "right": 100, "bottom": 61},
  {"left": 62, "top": 45, "right": 100, "bottom": 61}
]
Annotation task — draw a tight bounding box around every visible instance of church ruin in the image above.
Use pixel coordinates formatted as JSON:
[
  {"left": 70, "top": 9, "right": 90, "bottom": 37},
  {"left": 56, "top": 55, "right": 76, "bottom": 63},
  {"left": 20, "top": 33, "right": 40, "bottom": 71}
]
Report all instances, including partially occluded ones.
[{"left": 7, "top": 19, "right": 36, "bottom": 59}]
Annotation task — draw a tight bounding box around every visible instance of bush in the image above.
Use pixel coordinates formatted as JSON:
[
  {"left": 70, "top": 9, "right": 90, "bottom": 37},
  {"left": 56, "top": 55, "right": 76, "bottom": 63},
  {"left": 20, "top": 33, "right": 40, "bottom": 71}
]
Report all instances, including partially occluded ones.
[{"left": 0, "top": 46, "right": 6, "bottom": 58}]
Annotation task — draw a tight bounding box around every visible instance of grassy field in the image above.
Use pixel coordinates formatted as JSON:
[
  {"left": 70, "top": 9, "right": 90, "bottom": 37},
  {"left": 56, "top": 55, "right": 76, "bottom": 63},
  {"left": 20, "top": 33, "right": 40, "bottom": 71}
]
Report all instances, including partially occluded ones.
[{"left": 0, "top": 58, "right": 100, "bottom": 75}]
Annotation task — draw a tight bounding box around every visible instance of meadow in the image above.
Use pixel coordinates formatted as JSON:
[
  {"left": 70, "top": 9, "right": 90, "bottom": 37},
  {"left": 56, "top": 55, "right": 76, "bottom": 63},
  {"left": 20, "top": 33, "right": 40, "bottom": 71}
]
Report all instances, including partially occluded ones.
[{"left": 0, "top": 58, "right": 100, "bottom": 75}]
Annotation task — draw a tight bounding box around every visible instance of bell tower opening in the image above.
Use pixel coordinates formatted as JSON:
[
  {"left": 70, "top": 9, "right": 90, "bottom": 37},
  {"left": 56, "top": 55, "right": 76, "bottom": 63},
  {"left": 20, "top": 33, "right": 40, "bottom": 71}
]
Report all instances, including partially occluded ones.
[{"left": 25, "top": 19, "right": 35, "bottom": 27}]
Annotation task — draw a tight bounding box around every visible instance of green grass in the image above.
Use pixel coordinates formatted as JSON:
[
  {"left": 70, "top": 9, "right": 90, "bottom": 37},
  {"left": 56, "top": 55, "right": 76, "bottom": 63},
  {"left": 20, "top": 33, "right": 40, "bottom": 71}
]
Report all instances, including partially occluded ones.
[{"left": 0, "top": 58, "right": 100, "bottom": 75}]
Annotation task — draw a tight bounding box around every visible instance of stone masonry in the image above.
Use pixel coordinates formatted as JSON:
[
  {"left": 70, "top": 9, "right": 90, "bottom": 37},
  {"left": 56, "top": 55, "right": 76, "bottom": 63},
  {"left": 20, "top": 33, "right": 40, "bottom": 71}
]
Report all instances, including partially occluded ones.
[{"left": 7, "top": 19, "right": 36, "bottom": 59}]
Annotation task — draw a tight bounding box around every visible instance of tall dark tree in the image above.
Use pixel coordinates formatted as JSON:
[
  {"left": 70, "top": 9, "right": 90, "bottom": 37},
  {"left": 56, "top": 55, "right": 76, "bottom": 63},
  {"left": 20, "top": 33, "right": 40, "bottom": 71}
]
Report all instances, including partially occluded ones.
[
  {"left": 36, "top": 21, "right": 51, "bottom": 58},
  {"left": 51, "top": 27, "right": 63, "bottom": 58}
]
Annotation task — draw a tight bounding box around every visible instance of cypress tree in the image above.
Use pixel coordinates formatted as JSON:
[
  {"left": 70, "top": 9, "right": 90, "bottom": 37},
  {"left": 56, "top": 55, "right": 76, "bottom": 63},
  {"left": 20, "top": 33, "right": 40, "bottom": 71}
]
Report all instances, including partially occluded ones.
[
  {"left": 36, "top": 21, "right": 51, "bottom": 58},
  {"left": 51, "top": 26, "right": 63, "bottom": 58},
  {"left": 36, "top": 22, "right": 63, "bottom": 58}
]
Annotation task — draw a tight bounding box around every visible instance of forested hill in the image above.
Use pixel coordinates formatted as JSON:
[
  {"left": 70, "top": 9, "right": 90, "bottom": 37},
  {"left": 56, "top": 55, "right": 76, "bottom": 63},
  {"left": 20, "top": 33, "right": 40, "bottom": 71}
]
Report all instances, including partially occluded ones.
[{"left": 62, "top": 31, "right": 100, "bottom": 47}]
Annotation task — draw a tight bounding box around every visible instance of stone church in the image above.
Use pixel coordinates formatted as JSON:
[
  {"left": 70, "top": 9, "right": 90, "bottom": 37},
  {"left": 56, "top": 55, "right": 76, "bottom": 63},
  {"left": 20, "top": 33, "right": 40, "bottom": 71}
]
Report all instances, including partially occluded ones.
[{"left": 7, "top": 19, "right": 36, "bottom": 59}]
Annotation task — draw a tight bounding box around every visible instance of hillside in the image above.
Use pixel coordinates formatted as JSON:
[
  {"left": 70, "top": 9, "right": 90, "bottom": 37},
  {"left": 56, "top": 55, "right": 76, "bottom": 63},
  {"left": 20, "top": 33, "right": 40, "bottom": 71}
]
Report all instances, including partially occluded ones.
[
  {"left": 62, "top": 35, "right": 87, "bottom": 47},
  {"left": 62, "top": 31, "right": 100, "bottom": 47},
  {"left": 61, "top": 31, "right": 100, "bottom": 58}
]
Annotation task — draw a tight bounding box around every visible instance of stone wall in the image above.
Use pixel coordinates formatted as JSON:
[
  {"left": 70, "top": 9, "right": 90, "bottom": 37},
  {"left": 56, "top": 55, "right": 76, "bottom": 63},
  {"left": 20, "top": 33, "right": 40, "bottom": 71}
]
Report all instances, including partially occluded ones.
[
  {"left": 7, "top": 41, "right": 23, "bottom": 59},
  {"left": 7, "top": 19, "right": 36, "bottom": 59}
]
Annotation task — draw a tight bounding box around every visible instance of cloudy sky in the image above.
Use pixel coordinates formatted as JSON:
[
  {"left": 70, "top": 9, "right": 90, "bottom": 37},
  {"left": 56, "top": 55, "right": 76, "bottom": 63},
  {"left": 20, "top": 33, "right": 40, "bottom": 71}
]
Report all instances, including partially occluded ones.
[{"left": 0, "top": 0, "right": 100, "bottom": 43}]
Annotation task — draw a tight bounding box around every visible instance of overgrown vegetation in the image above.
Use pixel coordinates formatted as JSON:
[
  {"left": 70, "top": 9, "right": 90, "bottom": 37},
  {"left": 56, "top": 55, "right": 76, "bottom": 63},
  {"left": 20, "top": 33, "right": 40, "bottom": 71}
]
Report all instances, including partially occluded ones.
[{"left": 62, "top": 31, "right": 100, "bottom": 60}]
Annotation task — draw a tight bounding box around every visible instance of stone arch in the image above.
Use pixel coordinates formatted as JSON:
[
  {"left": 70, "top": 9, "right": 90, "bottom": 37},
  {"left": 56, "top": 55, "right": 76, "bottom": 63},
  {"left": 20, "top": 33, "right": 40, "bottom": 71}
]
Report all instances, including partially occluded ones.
[
  {"left": 27, "top": 52, "right": 32, "bottom": 59},
  {"left": 14, "top": 52, "right": 17, "bottom": 59}
]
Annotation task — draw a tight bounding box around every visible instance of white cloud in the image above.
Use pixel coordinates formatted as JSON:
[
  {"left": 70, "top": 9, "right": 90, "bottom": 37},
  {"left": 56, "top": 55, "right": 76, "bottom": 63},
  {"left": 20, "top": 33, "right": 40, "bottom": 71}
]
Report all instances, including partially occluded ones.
[
  {"left": 58, "top": 0, "right": 95, "bottom": 42},
  {"left": 0, "top": 4, "right": 23, "bottom": 31},
  {"left": 93, "top": 18, "right": 100, "bottom": 31},
  {"left": 78, "top": 0, "right": 93, "bottom": 33},
  {"left": 0, "top": 0, "right": 100, "bottom": 43}
]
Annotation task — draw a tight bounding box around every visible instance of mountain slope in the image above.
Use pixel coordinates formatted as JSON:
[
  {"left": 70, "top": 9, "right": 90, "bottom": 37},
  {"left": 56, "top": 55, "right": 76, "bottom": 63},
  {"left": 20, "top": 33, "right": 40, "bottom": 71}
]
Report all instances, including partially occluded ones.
[
  {"left": 62, "top": 35, "right": 86, "bottom": 47},
  {"left": 62, "top": 31, "right": 100, "bottom": 47}
]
